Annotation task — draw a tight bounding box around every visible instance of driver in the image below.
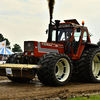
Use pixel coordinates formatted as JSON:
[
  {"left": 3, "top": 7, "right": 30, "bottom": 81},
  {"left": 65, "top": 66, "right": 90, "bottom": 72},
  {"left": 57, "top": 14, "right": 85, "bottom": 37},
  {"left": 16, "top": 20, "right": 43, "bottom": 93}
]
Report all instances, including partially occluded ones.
[
  {"left": 65, "top": 32, "right": 72, "bottom": 54},
  {"left": 66, "top": 32, "right": 71, "bottom": 41}
]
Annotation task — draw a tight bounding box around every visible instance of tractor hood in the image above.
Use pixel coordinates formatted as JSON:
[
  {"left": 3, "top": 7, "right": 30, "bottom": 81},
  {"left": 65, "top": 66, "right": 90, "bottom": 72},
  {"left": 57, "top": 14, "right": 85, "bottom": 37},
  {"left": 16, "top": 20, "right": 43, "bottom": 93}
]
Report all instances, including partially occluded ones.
[{"left": 24, "top": 41, "right": 64, "bottom": 57}]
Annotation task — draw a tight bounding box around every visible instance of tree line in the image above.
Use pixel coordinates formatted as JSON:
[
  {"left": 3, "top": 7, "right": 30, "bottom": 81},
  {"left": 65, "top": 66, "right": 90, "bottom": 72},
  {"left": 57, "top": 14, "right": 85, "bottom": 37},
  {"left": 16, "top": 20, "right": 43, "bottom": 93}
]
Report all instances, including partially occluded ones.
[{"left": 0, "top": 33, "right": 22, "bottom": 52}]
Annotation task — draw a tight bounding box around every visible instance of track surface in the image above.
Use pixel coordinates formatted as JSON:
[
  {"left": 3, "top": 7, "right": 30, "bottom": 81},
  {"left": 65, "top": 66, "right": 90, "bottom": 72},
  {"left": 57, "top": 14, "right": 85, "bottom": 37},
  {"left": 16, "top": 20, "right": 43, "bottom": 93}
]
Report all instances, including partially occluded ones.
[{"left": 0, "top": 76, "right": 100, "bottom": 100}]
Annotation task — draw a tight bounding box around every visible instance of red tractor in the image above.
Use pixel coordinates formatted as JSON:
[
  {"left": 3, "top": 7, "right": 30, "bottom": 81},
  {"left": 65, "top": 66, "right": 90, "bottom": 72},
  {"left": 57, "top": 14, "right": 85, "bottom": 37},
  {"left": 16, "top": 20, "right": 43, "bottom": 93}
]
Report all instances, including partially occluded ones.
[{"left": 0, "top": 19, "right": 100, "bottom": 86}]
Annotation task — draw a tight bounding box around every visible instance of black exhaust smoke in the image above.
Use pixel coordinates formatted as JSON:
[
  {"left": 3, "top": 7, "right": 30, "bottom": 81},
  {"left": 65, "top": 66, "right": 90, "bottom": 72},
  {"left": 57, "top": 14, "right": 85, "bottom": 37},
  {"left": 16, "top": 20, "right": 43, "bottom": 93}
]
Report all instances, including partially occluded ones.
[
  {"left": 47, "top": 0, "right": 55, "bottom": 42},
  {"left": 47, "top": 0, "right": 55, "bottom": 22}
]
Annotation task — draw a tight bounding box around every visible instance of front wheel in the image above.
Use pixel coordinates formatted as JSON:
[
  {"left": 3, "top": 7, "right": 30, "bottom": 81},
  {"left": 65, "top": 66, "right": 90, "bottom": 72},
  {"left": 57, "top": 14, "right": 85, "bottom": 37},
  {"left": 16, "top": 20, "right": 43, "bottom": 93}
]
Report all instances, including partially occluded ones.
[{"left": 37, "top": 53, "right": 72, "bottom": 86}]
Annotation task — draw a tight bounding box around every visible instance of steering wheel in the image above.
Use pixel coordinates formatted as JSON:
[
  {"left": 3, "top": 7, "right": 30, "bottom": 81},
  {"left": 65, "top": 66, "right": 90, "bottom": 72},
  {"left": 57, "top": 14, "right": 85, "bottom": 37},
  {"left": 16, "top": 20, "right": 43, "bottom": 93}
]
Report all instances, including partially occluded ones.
[{"left": 62, "top": 38, "right": 65, "bottom": 41}]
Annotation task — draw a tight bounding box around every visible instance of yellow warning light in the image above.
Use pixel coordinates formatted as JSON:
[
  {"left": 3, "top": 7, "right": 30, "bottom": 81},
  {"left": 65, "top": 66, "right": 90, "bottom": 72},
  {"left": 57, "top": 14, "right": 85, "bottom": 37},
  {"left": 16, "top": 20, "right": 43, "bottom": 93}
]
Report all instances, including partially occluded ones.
[{"left": 82, "top": 21, "right": 85, "bottom": 26}]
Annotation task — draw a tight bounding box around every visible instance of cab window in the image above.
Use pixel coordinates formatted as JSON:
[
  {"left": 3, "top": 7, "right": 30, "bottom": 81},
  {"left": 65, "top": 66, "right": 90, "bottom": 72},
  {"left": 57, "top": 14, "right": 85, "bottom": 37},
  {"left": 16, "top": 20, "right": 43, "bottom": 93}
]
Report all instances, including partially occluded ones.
[
  {"left": 82, "top": 31, "right": 88, "bottom": 42},
  {"left": 52, "top": 28, "right": 73, "bottom": 41},
  {"left": 72, "top": 29, "right": 82, "bottom": 54},
  {"left": 73, "top": 29, "right": 82, "bottom": 42}
]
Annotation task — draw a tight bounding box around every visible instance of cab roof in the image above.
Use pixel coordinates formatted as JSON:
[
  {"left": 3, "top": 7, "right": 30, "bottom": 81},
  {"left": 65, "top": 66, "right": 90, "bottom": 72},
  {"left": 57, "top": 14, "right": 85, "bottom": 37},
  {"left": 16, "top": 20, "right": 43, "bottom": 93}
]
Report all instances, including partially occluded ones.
[{"left": 64, "top": 19, "right": 80, "bottom": 25}]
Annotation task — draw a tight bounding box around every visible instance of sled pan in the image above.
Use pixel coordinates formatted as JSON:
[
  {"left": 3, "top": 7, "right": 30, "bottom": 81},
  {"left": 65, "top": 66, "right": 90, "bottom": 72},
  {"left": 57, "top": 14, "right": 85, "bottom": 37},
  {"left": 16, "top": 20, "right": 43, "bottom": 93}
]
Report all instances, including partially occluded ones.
[
  {"left": 0, "top": 63, "right": 42, "bottom": 78},
  {"left": 0, "top": 64, "right": 41, "bottom": 69}
]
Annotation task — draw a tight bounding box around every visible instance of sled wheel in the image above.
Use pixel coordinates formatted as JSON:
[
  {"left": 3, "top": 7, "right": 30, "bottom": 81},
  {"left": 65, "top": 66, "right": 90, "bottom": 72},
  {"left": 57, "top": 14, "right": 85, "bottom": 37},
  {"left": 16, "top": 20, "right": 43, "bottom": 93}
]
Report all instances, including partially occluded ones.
[
  {"left": 7, "top": 77, "right": 31, "bottom": 83},
  {"left": 77, "top": 48, "right": 100, "bottom": 82},
  {"left": 37, "top": 53, "right": 72, "bottom": 86}
]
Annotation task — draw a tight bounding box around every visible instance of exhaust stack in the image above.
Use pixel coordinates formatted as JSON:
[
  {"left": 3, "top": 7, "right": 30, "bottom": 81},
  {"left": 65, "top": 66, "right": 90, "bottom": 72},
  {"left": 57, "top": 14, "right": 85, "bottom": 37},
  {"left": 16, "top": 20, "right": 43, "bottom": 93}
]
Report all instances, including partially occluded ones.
[
  {"left": 55, "top": 20, "right": 60, "bottom": 43},
  {"left": 47, "top": 0, "right": 55, "bottom": 43}
]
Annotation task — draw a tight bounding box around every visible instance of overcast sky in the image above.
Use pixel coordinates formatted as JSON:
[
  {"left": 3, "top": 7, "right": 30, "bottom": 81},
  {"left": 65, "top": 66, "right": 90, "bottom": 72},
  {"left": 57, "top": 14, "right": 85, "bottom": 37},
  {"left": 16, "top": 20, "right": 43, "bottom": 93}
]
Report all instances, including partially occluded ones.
[{"left": 0, "top": 0, "right": 100, "bottom": 51}]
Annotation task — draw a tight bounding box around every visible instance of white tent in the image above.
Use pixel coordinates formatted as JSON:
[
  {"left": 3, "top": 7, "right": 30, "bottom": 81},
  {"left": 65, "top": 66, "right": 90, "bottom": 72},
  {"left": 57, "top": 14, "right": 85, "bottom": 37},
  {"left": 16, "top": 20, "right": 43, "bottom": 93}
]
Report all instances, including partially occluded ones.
[{"left": 0, "top": 48, "right": 14, "bottom": 55}]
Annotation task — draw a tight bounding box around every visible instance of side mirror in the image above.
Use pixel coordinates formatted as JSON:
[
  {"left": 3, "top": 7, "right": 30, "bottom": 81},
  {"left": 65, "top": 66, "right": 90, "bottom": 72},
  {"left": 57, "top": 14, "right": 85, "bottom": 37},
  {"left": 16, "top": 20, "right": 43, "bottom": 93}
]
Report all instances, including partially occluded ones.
[
  {"left": 46, "top": 29, "right": 48, "bottom": 34},
  {"left": 77, "top": 27, "right": 81, "bottom": 32}
]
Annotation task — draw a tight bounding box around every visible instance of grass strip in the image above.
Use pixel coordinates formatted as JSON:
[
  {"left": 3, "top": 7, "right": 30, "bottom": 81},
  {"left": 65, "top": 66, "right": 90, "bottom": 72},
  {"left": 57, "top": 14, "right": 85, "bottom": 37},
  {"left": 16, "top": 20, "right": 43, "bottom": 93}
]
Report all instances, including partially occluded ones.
[{"left": 67, "top": 94, "right": 100, "bottom": 100}]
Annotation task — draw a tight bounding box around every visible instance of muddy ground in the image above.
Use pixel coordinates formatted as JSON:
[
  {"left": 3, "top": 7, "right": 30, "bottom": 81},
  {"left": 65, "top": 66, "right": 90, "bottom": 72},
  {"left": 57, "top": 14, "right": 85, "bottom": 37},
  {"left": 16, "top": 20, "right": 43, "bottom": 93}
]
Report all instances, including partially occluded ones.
[{"left": 0, "top": 76, "right": 100, "bottom": 100}]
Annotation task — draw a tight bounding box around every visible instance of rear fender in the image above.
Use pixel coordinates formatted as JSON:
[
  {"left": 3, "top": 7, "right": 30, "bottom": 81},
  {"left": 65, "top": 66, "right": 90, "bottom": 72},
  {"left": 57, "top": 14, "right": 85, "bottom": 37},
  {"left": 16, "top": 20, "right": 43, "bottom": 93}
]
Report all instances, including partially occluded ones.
[{"left": 85, "top": 42, "right": 99, "bottom": 49}]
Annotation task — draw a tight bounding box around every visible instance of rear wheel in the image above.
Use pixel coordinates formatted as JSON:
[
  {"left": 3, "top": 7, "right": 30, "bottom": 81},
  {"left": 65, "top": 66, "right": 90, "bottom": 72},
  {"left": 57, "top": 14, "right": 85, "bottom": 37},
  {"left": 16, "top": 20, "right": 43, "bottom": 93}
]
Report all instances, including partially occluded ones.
[
  {"left": 37, "top": 53, "right": 72, "bottom": 86},
  {"left": 77, "top": 48, "right": 100, "bottom": 82},
  {"left": 92, "top": 50, "right": 100, "bottom": 81}
]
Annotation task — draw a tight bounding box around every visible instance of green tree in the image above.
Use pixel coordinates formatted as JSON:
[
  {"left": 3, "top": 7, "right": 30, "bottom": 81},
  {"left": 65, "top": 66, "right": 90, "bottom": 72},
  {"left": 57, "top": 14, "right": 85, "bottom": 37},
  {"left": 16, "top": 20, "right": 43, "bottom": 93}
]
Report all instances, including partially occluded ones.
[
  {"left": 0, "top": 33, "right": 11, "bottom": 49},
  {"left": 97, "top": 41, "right": 100, "bottom": 47},
  {"left": 0, "top": 34, "right": 4, "bottom": 41},
  {"left": 12, "top": 44, "right": 22, "bottom": 52}
]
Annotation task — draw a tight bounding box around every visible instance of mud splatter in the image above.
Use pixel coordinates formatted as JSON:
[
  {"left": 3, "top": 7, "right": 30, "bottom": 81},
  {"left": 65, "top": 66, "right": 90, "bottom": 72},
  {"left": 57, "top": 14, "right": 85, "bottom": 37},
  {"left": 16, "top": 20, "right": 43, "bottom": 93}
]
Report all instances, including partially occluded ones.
[{"left": 1, "top": 77, "right": 100, "bottom": 99}]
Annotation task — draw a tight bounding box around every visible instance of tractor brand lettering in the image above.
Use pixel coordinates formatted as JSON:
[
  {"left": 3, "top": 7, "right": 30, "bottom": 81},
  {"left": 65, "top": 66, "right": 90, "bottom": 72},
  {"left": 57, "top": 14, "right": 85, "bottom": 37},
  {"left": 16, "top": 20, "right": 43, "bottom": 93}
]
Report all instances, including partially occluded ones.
[
  {"left": 42, "top": 43, "right": 58, "bottom": 47},
  {"left": 42, "top": 43, "right": 48, "bottom": 46},
  {"left": 38, "top": 42, "right": 58, "bottom": 53}
]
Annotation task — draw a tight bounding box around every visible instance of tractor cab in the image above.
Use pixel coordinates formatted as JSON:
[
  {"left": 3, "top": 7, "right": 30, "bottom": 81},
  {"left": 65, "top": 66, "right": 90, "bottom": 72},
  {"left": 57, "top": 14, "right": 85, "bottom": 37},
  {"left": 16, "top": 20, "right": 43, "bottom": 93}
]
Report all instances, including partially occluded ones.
[{"left": 48, "top": 19, "right": 91, "bottom": 59}]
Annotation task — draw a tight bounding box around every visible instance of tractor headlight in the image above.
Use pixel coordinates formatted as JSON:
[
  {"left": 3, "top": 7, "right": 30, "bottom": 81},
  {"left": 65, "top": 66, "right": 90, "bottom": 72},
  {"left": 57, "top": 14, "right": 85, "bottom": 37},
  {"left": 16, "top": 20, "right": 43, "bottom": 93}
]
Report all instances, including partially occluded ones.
[
  {"left": 25, "top": 52, "right": 28, "bottom": 55},
  {"left": 31, "top": 52, "right": 34, "bottom": 55}
]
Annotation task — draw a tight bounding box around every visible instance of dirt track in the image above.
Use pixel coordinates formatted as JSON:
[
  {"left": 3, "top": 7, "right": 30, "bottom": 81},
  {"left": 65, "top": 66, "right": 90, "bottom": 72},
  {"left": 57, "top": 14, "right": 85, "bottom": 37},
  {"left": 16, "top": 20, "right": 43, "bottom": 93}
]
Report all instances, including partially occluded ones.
[{"left": 0, "top": 76, "right": 100, "bottom": 100}]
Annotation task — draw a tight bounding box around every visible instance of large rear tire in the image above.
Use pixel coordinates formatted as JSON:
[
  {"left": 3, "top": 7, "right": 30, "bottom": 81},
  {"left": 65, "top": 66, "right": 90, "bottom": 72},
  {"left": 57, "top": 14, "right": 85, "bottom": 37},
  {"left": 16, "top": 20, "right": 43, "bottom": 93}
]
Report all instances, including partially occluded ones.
[
  {"left": 37, "top": 53, "right": 72, "bottom": 86},
  {"left": 77, "top": 48, "right": 100, "bottom": 82}
]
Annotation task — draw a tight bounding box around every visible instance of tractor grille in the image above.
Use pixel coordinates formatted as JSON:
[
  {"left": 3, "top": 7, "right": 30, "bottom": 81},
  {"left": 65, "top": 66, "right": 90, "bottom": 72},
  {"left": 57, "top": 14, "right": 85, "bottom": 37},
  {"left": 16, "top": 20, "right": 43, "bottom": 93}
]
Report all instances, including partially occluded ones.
[{"left": 24, "top": 41, "right": 34, "bottom": 51}]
